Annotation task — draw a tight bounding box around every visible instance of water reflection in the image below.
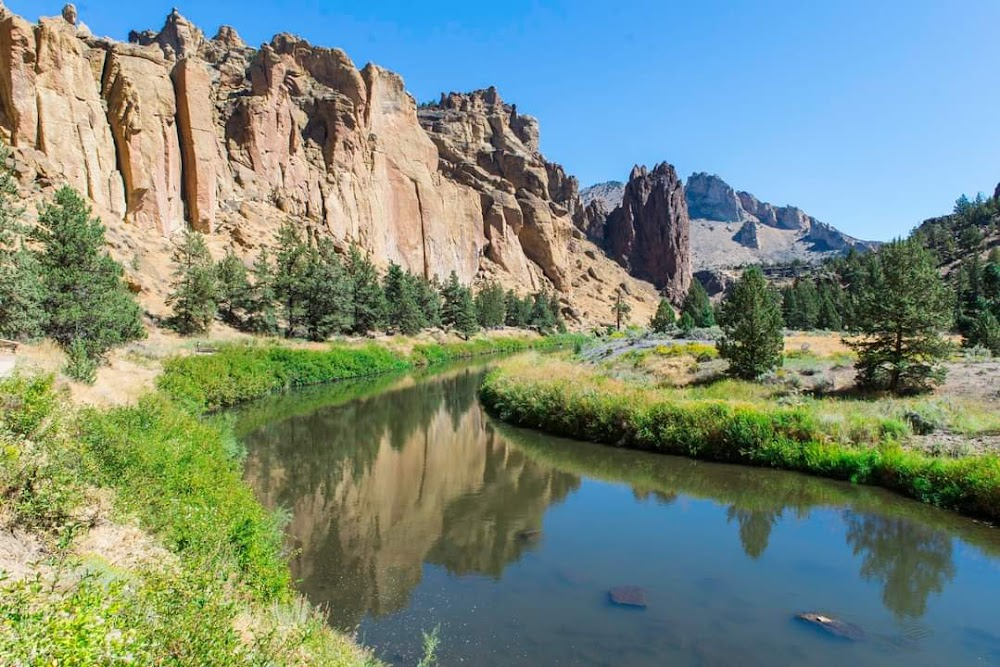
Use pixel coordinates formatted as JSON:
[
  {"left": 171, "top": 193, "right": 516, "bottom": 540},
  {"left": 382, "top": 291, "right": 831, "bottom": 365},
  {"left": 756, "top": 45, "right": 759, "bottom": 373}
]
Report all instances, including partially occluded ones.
[
  {"left": 238, "top": 365, "right": 1000, "bottom": 665},
  {"left": 242, "top": 367, "right": 579, "bottom": 629}
]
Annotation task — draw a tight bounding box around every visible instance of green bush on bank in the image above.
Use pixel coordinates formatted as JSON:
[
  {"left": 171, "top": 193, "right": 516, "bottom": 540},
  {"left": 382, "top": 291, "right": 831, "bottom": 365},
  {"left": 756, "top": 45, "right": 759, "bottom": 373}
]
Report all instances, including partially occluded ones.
[
  {"left": 479, "top": 366, "right": 1000, "bottom": 521},
  {"left": 160, "top": 334, "right": 588, "bottom": 412}
]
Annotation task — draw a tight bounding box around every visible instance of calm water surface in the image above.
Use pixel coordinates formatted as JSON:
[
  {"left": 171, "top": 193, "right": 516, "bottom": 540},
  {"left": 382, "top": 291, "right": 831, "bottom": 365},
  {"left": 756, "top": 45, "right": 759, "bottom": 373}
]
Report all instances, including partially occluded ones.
[{"left": 236, "top": 365, "right": 1000, "bottom": 666}]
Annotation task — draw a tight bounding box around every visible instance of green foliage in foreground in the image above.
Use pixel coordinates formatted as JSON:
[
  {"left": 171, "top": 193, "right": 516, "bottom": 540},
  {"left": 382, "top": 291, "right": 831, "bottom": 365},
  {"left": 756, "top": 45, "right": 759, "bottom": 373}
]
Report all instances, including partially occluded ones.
[
  {"left": 0, "top": 375, "right": 374, "bottom": 666},
  {"left": 718, "top": 266, "right": 784, "bottom": 379},
  {"left": 158, "top": 334, "right": 589, "bottom": 412},
  {"left": 479, "top": 366, "right": 1000, "bottom": 522}
]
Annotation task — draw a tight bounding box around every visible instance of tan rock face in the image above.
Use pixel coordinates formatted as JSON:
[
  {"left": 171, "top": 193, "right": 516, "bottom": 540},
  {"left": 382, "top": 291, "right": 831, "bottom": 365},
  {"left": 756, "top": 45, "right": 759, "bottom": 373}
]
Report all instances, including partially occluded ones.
[{"left": 0, "top": 7, "right": 662, "bottom": 325}]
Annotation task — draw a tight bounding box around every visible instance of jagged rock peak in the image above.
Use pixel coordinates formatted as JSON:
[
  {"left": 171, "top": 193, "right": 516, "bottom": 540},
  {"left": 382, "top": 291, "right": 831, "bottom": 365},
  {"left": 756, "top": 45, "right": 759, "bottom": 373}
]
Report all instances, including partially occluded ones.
[
  {"left": 604, "top": 162, "right": 691, "bottom": 301},
  {"left": 61, "top": 4, "right": 77, "bottom": 25},
  {"left": 129, "top": 8, "right": 205, "bottom": 60},
  {"left": 686, "top": 172, "right": 745, "bottom": 222},
  {"left": 212, "top": 25, "right": 245, "bottom": 49}
]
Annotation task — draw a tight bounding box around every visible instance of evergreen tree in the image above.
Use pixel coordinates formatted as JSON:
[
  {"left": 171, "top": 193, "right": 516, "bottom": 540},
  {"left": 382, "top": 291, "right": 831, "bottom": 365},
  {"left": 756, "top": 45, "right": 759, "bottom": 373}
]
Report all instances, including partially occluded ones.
[
  {"left": 611, "top": 289, "right": 631, "bottom": 331},
  {"left": 245, "top": 249, "right": 278, "bottom": 335},
  {"left": 167, "top": 231, "right": 218, "bottom": 335},
  {"left": 817, "top": 291, "right": 843, "bottom": 331},
  {"left": 678, "top": 311, "right": 696, "bottom": 335},
  {"left": 383, "top": 262, "right": 424, "bottom": 335},
  {"left": 0, "top": 147, "right": 44, "bottom": 340},
  {"left": 346, "top": 244, "right": 386, "bottom": 334},
  {"left": 273, "top": 222, "right": 309, "bottom": 337},
  {"left": 32, "top": 187, "right": 144, "bottom": 378},
  {"left": 505, "top": 290, "right": 531, "bottom": 328},
  {"left": 650, "top": 298, "right": 676, "bottom": 333},
  {"left": 215, "top": 249, "right": 250, "bottom": 326},
  {"left": 529, "top": 291, "right": 556, "bottom": 331},
  {"left": 301, "top": 238, "right": 352, "bottom": 340},
  {"left": 474, "top": 281, "right": 507, "bottom": 329},
  {"left": 416, "top": 276, "right": 443, "bottom": 329},
  {"left": 440, "top": 271, "right": 465, "bottom": 329},
  {"left": 846, "top": 239, "right": 953, "bottom": 394},
  {"left": 717, "top": 266, "right": 784, "bottom": 379},
  {"left": 454, "top": 286, "right": 479, "bottom": 339},
  {"left": 681, "top": 280, "right": 715, "bottom": 328}
]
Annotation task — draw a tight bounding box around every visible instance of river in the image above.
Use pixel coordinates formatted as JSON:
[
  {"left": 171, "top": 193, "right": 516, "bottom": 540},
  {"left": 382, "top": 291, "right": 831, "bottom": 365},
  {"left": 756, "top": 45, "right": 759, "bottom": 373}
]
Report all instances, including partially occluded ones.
[{"left": 235, "top": 363, "right": 1000, "bottom": 666}]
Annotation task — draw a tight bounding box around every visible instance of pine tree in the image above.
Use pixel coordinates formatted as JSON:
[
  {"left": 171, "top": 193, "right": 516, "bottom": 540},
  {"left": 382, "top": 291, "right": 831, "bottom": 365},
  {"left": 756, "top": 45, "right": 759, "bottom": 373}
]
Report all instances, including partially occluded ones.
[
  {"left": 167, "top": 231, "right": 218, "bottom": 335},
  {"left": 678, "top": 311, "right": 696, "bottom": 335},
  {"left": 301, "top": 238, "right": 352, "bottom": 341},
  {"left": 0, "top": 147, "right": 44, "bottom": 340},
  {"left": 346, "top": 244, "right": 386, "bottom": 334},
  {"left": 650, "top": 298, "right": 676, "bottom": 333},
  {"left": 611, "top": 289, "right": 631, "bottom": 331},
  {"left": 529, "top": 291, "right": 556, "bottom": 331},
  {"left": 32, "top": 187, "right": 144, "bottom": 377},
  {"left": 273, "top": 222, "right": 309, "bottom": 337},
  {"left": 215, "top": 249, "right": 250, "bottom": 326},
  {"left": 440, "top": 271, "right": 465, "bottom": 329},
  {"left": 454, "top": 286, "right": 479, "bottom": 339},
  {"left": 717, "top": 266, "right": 784, "bottom": 380},
  {"left": 846, "top": 239, "right": 953, "bottom": 394},
  {"left": 383, "top": 262, "right": 424, "bottom": 335},
  {"left": 817, "top": 291, "right": 843, "bottom": 331},
  {"left": 416, "top": 275, "right": 443, "bottom": 329},
  {"left": 474, "top": 281, "right": 507, "bottom": 329},
  {"left": 681, "top": 280, "right": 715, "bottom": 328},
  {"left": 505, "top": 290, "right": 532, "bottom": 328},
  {"left": 245, "top": 249, "right": 278, "bottom": 335}
]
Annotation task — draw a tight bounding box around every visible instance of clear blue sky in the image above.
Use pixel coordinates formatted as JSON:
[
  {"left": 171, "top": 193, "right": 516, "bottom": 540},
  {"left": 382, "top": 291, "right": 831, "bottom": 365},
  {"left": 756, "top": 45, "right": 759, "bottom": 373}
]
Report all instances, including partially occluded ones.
[{"left": 11, "top": 1, "right": 1000, "bottom": 240}]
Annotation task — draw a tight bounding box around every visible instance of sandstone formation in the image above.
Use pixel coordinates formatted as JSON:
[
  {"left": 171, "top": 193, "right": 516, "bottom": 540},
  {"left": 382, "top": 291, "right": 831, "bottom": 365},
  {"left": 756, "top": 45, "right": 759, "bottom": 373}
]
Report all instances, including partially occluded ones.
[{"left": 0, "top": 4, "right": 660, "bottom": 325}]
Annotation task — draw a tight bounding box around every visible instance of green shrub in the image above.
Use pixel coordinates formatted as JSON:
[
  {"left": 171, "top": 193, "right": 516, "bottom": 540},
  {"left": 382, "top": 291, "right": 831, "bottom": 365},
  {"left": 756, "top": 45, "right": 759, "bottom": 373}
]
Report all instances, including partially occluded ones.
[{"left": 480, "top": 365, "right": 1000, "bottom": 522}]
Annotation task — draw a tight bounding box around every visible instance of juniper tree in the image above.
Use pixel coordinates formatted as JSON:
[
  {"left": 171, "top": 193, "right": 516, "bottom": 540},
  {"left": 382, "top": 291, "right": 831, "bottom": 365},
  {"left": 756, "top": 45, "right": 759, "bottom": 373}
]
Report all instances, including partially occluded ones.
[
  {"left": 0, "top": 147, "right": 44, "bottom": 340},
  {"left": 167, "top": 231, "right": 218, "bottom": 335},
  {"left": 32, "top": 187, "right": 144, "bottom": 378},
  {"left": 301, "top": 238, "right": 352, "bottom": 340},
  {"left": 611, "top": 289, "right": 631, "bottom": 331},
  {"left": 273, "top": 222, "right": 310, "bottom": 337},
  {"left": 383, "top": 262, "right": 424, "bottom": 335},
  {"left": 416, "top": 275, "right": 443, "bottom": 329},
  {"left": 530, "top": 291, "right": 557, "bottom": 331},
  {"left": 474, "top": 281, "right": 507, "bottom": 329},
  {"left": 215, "top": 248, "right": 250, "bottom": 326},
  {"left": 717, "top": 266, "right": 784, "bottom": 380},
  {"left": 505, "top": 290, "right": 532, "bottom": 328},
  {"left": 346, "top": 244, "right": 386, "bottom": 334},
  {"left": 454, "top": 286, "right": 479, "bottom": 339},
  {"left": 245, "top": 249, "right": 278, "bottom": 335},
  {"left": 440, "top": 271, "right": 465, "bottom": 329},
  {"left": 650, "top": 298, "right": 676, "bottom": 333},
  {"left": 845, "top": 239, "right": 953, "bottom": 394},
  {"left": 681, "top": 280, "right": 715, "bottom": 328}
]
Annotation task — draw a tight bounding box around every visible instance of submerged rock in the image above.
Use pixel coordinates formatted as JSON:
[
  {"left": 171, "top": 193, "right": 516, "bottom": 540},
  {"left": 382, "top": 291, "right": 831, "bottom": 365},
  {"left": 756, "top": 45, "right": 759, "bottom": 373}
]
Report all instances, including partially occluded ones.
[
  {"left": 516, "top": 529, "right": 541, "bottom": 543},
  {"left": 795, "top": 612, "right": 865, "bottom": 640},
  {"left": 609, "top": 586, "right": 648, "bottom": 608}
]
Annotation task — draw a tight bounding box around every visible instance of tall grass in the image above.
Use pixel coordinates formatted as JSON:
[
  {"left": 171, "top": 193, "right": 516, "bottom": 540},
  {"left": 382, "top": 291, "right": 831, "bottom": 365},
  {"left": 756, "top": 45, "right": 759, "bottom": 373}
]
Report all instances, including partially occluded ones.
[
  {"left": 480, "top": 358, "right": 1000, "bottom": 522},
  {"left": 160, "top": 334, "right": 587, "bottom": 411}
]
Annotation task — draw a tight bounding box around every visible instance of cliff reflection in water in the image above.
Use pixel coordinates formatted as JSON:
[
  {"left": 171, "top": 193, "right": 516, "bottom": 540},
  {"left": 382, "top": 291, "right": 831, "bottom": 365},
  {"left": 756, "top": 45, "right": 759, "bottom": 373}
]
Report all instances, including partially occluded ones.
[
  {"left": 241, "top": 368, "right": 580, "bottom": 629},
  {"left": 238, "top": 365, "right": 1000, "bottom": 644}
]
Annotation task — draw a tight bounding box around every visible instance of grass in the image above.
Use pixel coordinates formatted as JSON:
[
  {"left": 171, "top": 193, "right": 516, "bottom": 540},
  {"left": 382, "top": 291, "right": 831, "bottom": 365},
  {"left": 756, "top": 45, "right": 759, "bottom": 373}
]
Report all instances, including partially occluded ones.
[
  {"left": 1, "top": 332, "right": 585, "bottom": 664},
  {"left": 159, "top": 333, "right": 587, "bottom": 411},
  {"left": 480, "top": 355, "right": 1000, "bottom": 522}
]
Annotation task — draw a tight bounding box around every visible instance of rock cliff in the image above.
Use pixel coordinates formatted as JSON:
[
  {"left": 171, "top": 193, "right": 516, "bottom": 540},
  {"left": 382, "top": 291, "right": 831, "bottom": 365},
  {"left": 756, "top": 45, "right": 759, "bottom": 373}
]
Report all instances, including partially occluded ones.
[{"left": 0, "top": 4, "right": 659, "bottom": 325}]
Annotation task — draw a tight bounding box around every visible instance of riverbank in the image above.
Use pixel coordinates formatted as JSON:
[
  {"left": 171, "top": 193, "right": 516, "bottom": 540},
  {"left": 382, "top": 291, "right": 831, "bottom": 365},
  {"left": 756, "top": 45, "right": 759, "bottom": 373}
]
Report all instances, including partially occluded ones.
[
  {"left": 1, "top": 331, "right": 580, "bottom": 664},
  {"left": 479, "top": 350, "right": 1000, "bottom": 522}
]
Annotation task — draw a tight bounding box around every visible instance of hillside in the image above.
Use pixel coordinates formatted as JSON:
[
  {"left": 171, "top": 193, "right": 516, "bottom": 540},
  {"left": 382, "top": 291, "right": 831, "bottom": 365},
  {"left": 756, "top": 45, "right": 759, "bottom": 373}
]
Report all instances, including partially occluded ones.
[
  {"left": 582, "top": 172, "right": 877, "bottom": 272},
  {"left": 0, "top": 4, "right": 666, "bottom": 325}
]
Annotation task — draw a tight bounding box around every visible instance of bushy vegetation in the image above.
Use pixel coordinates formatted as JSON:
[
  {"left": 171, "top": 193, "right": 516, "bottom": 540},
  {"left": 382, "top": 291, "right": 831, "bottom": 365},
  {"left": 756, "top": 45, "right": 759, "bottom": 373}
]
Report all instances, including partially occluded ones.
[
  {"left": 0, "top": 375, "right": 375, "bottom": 666},
  {"left": 159, "top": 334, "right": 587, "bottom": 412},
  {"left": 480, "top": 356, "right": 1000, "bottom": 521},
  {"left": 167, "top": 223, "right": 564, "bottom": 341}
]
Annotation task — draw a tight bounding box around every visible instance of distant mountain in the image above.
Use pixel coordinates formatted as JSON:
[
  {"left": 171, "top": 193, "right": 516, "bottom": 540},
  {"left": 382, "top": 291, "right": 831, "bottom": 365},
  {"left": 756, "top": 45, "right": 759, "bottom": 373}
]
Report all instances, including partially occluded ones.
[{"left": 581, "top": 172, "right": 877, "bottom": 273}]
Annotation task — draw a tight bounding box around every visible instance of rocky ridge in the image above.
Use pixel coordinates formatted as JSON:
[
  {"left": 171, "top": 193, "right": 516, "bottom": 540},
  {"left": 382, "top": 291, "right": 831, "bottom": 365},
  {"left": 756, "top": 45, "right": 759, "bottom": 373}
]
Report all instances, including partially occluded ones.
[
  {"left": 0, "top": 4, "right": 662, "bottom": 326},
  {"left": 583, "top": 172, "right": 876, "bottom": 273}
]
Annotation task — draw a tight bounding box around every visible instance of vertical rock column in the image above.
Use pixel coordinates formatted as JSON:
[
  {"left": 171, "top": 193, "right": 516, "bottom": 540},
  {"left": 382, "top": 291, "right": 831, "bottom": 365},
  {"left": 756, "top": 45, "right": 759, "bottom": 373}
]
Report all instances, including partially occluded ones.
[{"left": 173, "top": 58, "right": 223, "bottom": 232}]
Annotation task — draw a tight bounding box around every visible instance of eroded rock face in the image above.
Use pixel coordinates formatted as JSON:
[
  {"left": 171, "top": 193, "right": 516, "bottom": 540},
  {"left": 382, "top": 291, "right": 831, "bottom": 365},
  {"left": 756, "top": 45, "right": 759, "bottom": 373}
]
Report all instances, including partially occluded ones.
[
  {"left": 686, "top": 172, "right": 744, "bottom": 222},
  {"left": 604, "top": 163, "right": 691, "bottom": 302},
  {"left": 0, "top": 6, "right": 662, "bottom": 324}
]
